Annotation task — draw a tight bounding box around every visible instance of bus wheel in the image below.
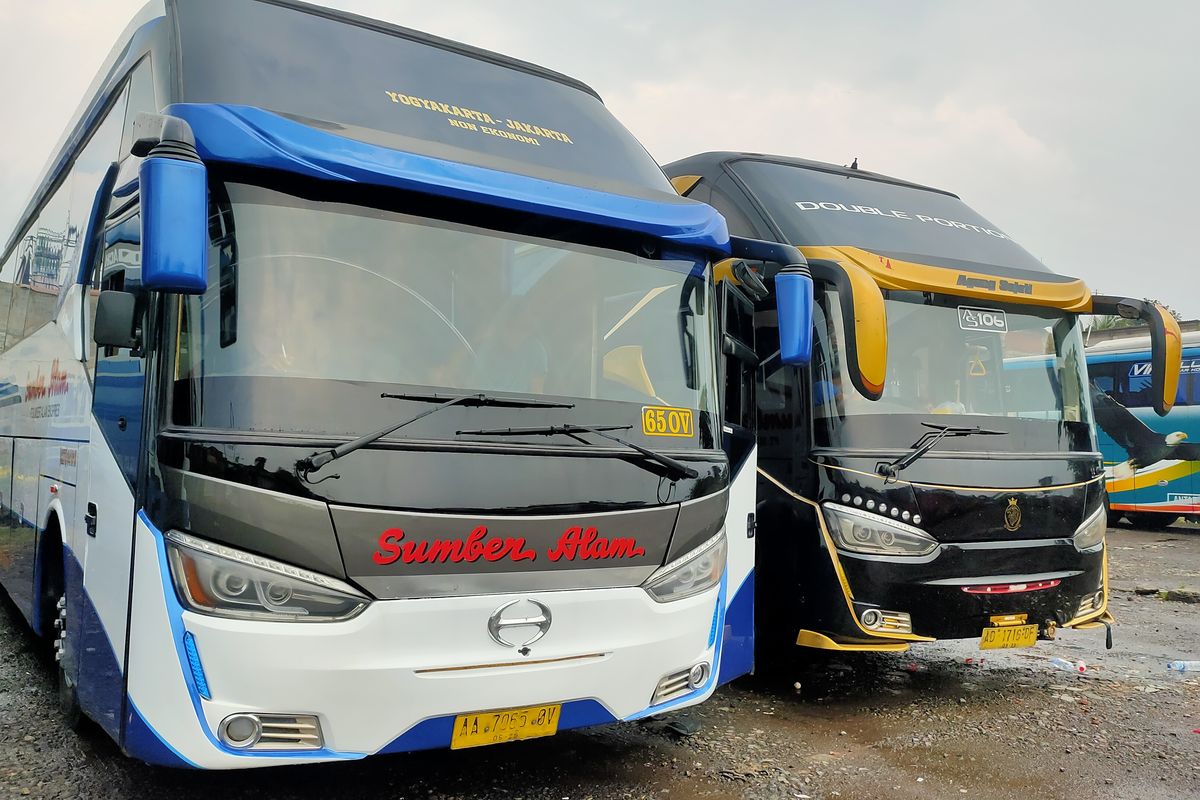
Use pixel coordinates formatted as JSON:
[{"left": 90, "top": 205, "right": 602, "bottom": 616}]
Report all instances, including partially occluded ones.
[
  {"left": 1125, "top": 512, "right": 1179, "bottom": 531},
  {"left": 53, "top": 593, "right": 83, "bottom": 730}
]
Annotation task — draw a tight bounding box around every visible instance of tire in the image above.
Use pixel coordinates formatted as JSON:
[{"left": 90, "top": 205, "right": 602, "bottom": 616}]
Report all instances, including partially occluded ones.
[
  {"left": 1125, "top": 512, "right": 1180, "bottom": 531},
  {"left": 52, "top": 592, "right": 83, "bottom": 730}
]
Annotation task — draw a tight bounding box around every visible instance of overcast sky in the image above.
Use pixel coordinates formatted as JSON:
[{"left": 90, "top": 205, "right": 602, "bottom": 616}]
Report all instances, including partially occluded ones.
[{"left": 1, "top": 1, "right": 1197, "bottom": 318}]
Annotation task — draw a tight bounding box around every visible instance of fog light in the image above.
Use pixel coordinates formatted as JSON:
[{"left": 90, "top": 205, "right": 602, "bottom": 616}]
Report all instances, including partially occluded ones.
[
  {"left": 220, "top": 714, "right": 262, "bottom": 748},
  {"left": 688, "top": 662, "right": 711, "bottom": 689},
  {"left": 859, "top": 608, "right": 913, "bottom": 634},
  {"left": 218, "top": 712, "right": 323, "bottom": 750}
]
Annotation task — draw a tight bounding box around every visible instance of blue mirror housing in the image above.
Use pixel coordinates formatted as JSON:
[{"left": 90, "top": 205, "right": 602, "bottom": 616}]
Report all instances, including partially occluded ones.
[
  {"left": 140, "top": 156, "right": 208, "bottom": 293},
  {"left": 776, "top": 266, "right": 814, "bottom": 367},
  {"left": 131, "top": 113, "right": 208, "bottom": 294}
]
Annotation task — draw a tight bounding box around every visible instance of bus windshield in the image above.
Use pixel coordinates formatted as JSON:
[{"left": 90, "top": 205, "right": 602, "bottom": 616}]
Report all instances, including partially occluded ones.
[
  {"left": 172, "top": 182, "right": 718, "bottom": 435},
  {"left": 809, "top": 290, "right": 1095, "bottom": 453}
]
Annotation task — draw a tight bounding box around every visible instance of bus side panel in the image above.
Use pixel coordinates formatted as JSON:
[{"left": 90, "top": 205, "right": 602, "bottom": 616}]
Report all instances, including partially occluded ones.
[
  {"left": 717, "top": 442, "right": 755, "bottom": 684},
  {"left": 4, "top": 439, "right": 43, "bottom": 623},
  {"left": 0, "top": 437, "right": 16, "bottom": 614},
  {"left": 74, "top": 417, "right": 138, "bottom": 741}
]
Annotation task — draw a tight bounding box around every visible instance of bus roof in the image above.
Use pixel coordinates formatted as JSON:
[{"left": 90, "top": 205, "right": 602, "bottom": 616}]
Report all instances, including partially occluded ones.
[{"left": 5, "top": 0, "right": 722, "bottom": 266}]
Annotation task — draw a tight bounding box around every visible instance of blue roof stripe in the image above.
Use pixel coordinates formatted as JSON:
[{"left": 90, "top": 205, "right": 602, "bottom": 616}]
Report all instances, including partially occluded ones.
[{"left": 169, "top": 103, "right": 731, "bottom": 254}]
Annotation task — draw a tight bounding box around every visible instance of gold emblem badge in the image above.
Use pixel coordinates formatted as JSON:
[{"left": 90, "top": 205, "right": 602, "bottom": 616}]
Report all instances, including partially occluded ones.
[{"left": 1003, "top": 497, "right": 1022, "bottom": 532}]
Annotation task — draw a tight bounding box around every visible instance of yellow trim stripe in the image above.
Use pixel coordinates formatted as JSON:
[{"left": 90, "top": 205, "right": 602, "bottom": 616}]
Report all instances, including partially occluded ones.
[
  {"left": 800, "top": 245, "right": 1092, "bottom": 312},
  {"left": 670, "top": 174, "right": 702, "bottom": 196},
  {"left": 758, "top": 467, "right": 935, "bottom": 644},
  {"left": 1107, "top": 460, "right": 1200, "bottom": 494},
  {"left": 1062, "top": 545, "right": 1111, "bottom": 629},
  {"left": 795, "top": 630, "right": 911, "bottom": 652}
]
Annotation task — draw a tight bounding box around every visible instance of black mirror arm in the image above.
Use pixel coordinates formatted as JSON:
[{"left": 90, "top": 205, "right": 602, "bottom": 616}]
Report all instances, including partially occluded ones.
[{"left": 729, "top": 236, "right": 806, "bottom": 270}]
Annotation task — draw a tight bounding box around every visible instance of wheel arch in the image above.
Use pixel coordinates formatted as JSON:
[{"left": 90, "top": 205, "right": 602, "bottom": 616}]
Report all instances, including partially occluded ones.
[{"left": 33, "top": 501, "right": 68, "bottom": 638}]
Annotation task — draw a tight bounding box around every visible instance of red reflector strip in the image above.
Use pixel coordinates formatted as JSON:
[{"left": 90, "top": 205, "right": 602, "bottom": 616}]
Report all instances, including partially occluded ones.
[{"left": 962, "top": 579, "right": 1061, "bottom": 595}]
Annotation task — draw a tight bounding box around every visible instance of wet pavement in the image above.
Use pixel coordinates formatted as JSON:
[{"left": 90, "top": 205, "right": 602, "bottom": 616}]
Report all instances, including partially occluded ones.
[{"left": 2, "top": 522, "right": 1198, "bottom": 799}]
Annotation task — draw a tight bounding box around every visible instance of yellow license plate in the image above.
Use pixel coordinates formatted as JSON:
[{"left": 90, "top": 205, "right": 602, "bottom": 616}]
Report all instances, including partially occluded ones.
[
  {"left": 450, "top": 703, "right": 561, "bottom": 750},
  {"left": 980, "top": 623, "right": 1038, "bottom": 650},
  {"left": 641, "top": 405, "right": 694, "bottom": 438}
]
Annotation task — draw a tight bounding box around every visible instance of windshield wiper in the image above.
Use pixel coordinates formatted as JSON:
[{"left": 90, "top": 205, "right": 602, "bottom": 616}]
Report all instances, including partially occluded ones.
[
  {"left": 876, "top": 422, "right": 1008, "bottom": 481},
  {"left": 296, "top": 392, "right": 574, "bottom": 481},
  {"left": 456, "top": 423, "right": 700, "bottom": 481}
]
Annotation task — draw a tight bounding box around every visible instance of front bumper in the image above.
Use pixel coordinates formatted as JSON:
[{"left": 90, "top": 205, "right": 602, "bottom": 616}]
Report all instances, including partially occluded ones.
[
  {"left": 805, "top": 535, "right": 1108, "bottom": 646},
  {"left": 123, "top": 514, "right": 726, "bottom": 768}
]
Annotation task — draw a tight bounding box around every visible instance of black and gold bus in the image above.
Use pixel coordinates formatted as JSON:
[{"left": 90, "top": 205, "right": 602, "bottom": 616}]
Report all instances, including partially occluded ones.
[{"left": 665, "top": 153, "right": 1181, "bottom": 655}]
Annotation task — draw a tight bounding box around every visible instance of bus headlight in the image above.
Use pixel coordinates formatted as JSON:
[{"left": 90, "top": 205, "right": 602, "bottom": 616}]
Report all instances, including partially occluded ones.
[
  {"left": 822, "top": 504, "right": 938, "bottom": 557},
  {"left": 165, "top": 531, "right": 370, "bottom": 622},
  {"left": 643, "top": 531, "right": 726, "bottom": 603},
  {"left": 1072, "top": 505, "right": 1107, "bottom": 552}
]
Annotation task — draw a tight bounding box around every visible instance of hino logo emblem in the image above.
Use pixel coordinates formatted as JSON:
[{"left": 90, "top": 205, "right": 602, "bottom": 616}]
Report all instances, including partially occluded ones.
[{"left": 487, "top": 599, "right": 552, "bottom": 651}]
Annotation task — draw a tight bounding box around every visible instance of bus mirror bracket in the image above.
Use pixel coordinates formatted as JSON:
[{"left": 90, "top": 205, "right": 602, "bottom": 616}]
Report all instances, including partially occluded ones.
[
  {"left": 1091, "top": 295, "right": 1182, "bottom": 416},
  {"left": 728, "top": 237, "right": 813, "bottom": 367},
  {"left": 133, "top": 112, "right": 209, "bottom": 295},
  {"left": 93, "top": 291, "right": 141, "bottom": 351}
]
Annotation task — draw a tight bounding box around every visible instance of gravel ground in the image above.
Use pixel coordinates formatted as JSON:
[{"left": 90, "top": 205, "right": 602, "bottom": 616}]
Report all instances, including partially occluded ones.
[{"left": 2, "top": 523, "right": 1198, "bottom": 800}]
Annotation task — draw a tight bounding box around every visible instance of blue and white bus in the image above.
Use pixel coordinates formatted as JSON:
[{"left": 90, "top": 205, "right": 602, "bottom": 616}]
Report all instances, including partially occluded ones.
[
  {"left": 0, "top": 0, "right": 811, "bottom": 768},
  {"left": 1087, "top": 329, "right": 1200, "bottom": 528}
]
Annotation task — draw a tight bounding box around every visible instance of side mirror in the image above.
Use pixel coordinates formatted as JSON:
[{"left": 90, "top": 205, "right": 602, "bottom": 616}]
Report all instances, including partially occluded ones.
[
  {"left": 1091, "top": 295, "right": 1182, "bottom": 416},
  {"left": 775, "top": 266, "right": 814, "bottom": 367},
  {"left": 94, "top": 291, "right": 140, "bottom": 349},
  {"left": 134, "top": 113, "right": 208, "bottom": 294},
  {"left": 727, "top": 236, "right": 816, "bottom": 368},
  {"left": 731, "top": 261, "right": 769, "bottom": 301}
]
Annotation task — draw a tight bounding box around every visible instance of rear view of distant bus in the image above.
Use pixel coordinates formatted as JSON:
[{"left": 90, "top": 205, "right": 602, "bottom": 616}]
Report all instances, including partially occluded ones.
[{"left": 1087, "top": 329, "right": 1200, "bottom": 528}]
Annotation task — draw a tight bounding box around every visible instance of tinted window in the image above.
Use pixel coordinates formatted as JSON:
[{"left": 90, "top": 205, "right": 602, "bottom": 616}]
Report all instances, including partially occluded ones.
[
  {"left": 0, "top": 253, "right": 13, "bottom": 352},
  {"left": 731, "top": 160, "right": 1051, "bottom": 277},
  {"left": 120, "top": 58, "right": 157, "bottom": 159},
  {"left": 174, "top": 0, "right": 670, "bottom": 194}
]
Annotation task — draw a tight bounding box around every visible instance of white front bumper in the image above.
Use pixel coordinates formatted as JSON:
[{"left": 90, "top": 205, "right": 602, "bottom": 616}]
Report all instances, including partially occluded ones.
[{"left": 125, "top": 515, "right": 723, "bottom": 768}]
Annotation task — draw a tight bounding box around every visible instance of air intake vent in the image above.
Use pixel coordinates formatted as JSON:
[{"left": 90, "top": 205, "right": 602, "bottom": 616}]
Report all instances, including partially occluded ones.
[
  {"left": 258, "top": 714, "right": 323, "bottom": 749},
  {"left": 651, "top": 669, "right": 692, "bottom": 705}
]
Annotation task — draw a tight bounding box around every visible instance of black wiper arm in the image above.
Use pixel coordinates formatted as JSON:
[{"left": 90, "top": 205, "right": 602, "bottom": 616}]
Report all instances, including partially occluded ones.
[
  {"left": 877, "top": 422, "right": 1008, "bottom": 480},
  {"left": 457, "top": 423, "right": 700, "bottom": 480},
  {"left": 296, "top": 392, "right": 574, "bottom": 479}
]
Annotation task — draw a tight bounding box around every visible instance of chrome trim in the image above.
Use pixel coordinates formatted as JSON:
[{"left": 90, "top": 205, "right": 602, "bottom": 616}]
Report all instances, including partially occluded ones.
[
  {"left": 487, "top": 599, "right": 553, "bottom": 648},
  {"left": 922, "top": 570, "right": 1082, "bottom": 586},
  {"left": 357, "top": 565, "right": 658, "bottom": 599},
  {"left": 942, "top": 538, "right": 1075, "bottom": 551}
]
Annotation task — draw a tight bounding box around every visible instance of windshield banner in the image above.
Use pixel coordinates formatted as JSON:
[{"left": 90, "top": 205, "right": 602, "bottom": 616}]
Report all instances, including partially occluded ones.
[{"left": 958, "top": 305, "right": 1008, "bottom": 333}]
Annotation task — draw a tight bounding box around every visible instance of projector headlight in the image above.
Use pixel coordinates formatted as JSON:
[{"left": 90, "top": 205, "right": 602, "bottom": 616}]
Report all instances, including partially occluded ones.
[
  {"left": 643, "top": 531, "right": 726, "bottom": 602},
  {"left": 1072, "top": 504, "right": 1107, "bottom": 551},
  {"left": 823, "top": 503, "right": 938, "bottom": 557},
  {"left": 166, "top": 531, "right": 369, "bottom": 622}
]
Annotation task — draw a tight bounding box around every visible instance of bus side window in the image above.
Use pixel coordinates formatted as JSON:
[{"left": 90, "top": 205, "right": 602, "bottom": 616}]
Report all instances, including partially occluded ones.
[{"left": 0, "top": 253, "right": 17, "bottom": 354}]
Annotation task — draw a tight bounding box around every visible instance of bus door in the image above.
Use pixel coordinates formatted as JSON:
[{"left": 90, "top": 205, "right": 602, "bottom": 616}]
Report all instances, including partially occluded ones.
[
  {"left": 76, "top": 201, "right": 148, "bottom": 737},
  {"left": 716, "top": 266, "right": 759, "bottom": 677}
]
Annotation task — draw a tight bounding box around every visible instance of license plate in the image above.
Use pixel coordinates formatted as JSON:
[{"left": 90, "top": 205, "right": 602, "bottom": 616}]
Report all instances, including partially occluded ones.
[
  {"left": 450, "top": 703, "right": 561, "bottom": 750},
  {"left": 980, "top": 623, "right": 1038, "bottom": 650}
]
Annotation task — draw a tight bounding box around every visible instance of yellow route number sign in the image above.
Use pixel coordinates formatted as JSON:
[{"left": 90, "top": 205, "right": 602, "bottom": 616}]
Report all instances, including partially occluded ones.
[{"left": 642, "top": 405, "right": 694, "bottom": 438}]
